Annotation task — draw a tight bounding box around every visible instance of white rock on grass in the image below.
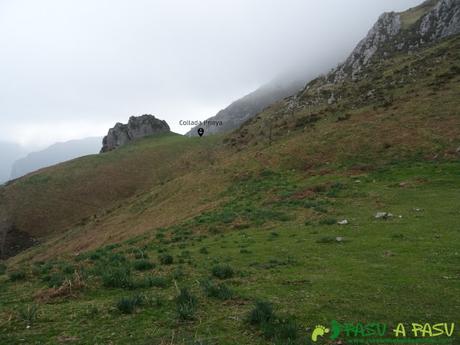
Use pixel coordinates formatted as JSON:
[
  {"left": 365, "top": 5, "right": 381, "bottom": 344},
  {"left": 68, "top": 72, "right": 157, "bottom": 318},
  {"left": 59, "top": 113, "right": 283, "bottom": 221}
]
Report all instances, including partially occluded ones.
[
  {"left": 338, "top": 219, "right": 349, "bottom": 225},
  {"left": 375, "top": 212, "right": 394, "bottom": 219}
]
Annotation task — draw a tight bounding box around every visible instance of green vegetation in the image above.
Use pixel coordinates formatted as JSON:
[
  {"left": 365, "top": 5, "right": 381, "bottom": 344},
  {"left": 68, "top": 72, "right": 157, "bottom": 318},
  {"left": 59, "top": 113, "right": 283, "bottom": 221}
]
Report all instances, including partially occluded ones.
[
  {"left": 175, "top": 288, "right": 197, "bottom": 320},
  {"left": 211, "top": 264, "right": 234, "bottom": 280},
  {"left": 0, "top": 23, "right": 459, "bottom": 345},
  {"left": 116, "top": 294, "right": 144, "bottom": 314},
  {"left": 8, "top": 270, "right": 26, "bottom": 281},
  {"left": 133, "top": 259, "right": 155, "bottom": 271},
  {"left": 101, "top": 266, "right": 133, "bottom": 289},
  {"left": 158, "top": 253, "right": 174, "bottom": 265},
  {"left": 1, "top": 160, "right": 459, "bottom": 344},
  {"left": 17, "top": 304, "right": 39, "bottom": 327},
  {"left": 247, "top": 300, "right": 274, "bottom": 325},
  {"left": 200, "top": 279, "right": 234, "bottom": 300},
  {"left": 0, "top": 262, "right": 6, "bottom": 275}
]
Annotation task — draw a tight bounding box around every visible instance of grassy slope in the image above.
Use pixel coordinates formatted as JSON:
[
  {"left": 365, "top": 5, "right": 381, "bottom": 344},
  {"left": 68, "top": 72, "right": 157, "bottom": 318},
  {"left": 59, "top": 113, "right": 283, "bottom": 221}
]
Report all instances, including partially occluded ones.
[
  {"left": 1, "top": 133, "right": 230, "bottom": 243},
  {"left": 0, "top": 32, "right": 459, "bottom": 345},
  {"left": 0, "top": 162, "right": 459, "bottom": 344},
  {"left": 400, "top": 0, "right": 437, "bottom": 29}
]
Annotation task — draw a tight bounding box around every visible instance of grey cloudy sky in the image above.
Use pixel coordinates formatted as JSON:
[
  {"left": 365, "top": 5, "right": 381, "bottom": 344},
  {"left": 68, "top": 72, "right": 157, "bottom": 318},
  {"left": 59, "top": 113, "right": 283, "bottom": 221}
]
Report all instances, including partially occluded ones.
[{"left": 0, "top": 0, "right": 422, "bottom": 149}]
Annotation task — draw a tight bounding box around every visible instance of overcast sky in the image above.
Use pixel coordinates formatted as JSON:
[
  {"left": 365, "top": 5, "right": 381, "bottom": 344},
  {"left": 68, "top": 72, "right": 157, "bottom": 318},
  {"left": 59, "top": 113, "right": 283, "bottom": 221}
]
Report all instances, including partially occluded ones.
[{"left": 0, "top": 0, "right": 422, "bottom": 149}]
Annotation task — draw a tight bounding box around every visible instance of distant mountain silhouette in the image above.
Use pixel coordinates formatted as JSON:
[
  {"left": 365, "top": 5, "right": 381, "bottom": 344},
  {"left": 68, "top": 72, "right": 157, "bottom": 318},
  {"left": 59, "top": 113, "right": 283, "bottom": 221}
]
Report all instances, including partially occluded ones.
[{"left": 10, "top": 137, "right": 102, "bottom": 180}]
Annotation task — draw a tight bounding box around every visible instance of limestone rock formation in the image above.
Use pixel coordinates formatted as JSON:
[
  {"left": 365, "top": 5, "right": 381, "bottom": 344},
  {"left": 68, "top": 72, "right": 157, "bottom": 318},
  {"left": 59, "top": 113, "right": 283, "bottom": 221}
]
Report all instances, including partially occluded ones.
[
  {"left": 101, "top": 115, "right": 170, "bottom": 152},
  {"left": 334, "top": 0, "right": 460, "bottom": 81},
  {"left": 419, "top": 0, "right": 460, "bottom": 40},
  {"left": 335, "top": 12, "right": 402, "bottom": 80}
]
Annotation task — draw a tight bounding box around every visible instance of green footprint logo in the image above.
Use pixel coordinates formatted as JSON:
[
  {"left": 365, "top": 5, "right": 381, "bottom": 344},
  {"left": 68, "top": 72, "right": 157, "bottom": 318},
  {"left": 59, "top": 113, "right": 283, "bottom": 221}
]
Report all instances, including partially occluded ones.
[{"left": 311, "top": 325, "right": 330, "bottom": 342}]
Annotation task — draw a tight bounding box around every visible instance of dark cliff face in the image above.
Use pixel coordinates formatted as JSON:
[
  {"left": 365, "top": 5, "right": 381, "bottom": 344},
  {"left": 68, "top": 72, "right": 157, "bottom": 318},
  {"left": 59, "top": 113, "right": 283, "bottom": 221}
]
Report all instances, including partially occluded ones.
[{"left": 101, "top": 115, "right": 170, "bottom": 153}]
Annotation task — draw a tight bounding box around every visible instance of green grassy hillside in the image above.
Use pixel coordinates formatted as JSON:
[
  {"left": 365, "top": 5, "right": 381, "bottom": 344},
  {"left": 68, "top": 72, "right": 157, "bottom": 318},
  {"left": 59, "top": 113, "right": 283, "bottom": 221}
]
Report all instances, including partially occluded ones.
[
  {"left": 1, "top": 161, "right": 459, "bottom": 344},
  {"left": 0, "top": 24, "right": 459, "bottom": 345}
]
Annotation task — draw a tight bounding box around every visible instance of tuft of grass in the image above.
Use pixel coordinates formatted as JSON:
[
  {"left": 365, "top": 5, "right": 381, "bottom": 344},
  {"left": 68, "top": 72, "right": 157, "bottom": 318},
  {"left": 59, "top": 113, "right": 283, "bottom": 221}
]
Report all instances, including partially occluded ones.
[
  {"left": 247, "top": 301, "right": 299, "bottom": 343},
  {"left": 200, "top": 279, "right": 234, "bottom": 300},
  {"left": 9, "top": 270, "right": 26, "bottom": 282},
  {"left": 116, "top": 294, "right": 144, "bottom": 314},
  {"left": 18, "top": 304, "right": 39, "bottom": 326},
  {"left": 211, "top": 264, "right": 234, "bottom": 279},
  {"left": 42, "top": 272, "right": 66, "bottom": 288},
  {"left": 199, "top": 247, "right": 209, "bottom": 254},
  {"left": 142, "top": 276, "right": 169, "bottom": 288},
  {"left": 133, "top": 259, "right": 155, "bottom": 271},
  {"left": 175, "top": 288, "right": 197, "bottom": 320},
  {"left": 102, "top": 267, "right": 133, "bottom": 289},
  {"left": 247, "top": 301, "right": 274, "bottom": 325},
  {"left": 159, "top": 254, "right": 174, "bottom": 265},
  {"left": 60, "top": 263, "right": 75, "bottom": 274},
  {"left": 261, "top": 316, "right": 300, "bottom": 343},
  {"left": 319, "top": 217, "right": 337, "bottom": 225}
]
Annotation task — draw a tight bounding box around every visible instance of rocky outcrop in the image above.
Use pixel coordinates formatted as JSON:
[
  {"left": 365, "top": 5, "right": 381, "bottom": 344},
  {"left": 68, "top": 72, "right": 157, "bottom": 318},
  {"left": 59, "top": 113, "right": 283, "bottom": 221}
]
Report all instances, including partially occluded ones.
[
  {"left": 335, "top": 12, "right": 402, "bottom": 81},
  {"left": 249, "top": 0, "right": 460, "bottom": 124},
  {"left": 419, "top": 0, "right": 460, "bottom": 40},
  {"left": 333, "top": 0, "right": 460, "bottom": 82},
  {"left": 101, "top": 115, "right": 170, "bottom": 152}
]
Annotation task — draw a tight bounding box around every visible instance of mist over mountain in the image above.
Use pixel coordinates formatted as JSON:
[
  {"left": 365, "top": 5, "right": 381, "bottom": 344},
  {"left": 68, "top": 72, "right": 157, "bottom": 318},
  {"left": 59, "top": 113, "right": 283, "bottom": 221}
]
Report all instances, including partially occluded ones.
[
  {"left": 186, "top": 74, "right": 310, "bottom": 137},
  {"left": 10, "top": 137, "right": 102, "bottom": 180},
  {"left": 0, "top": 142, "right": 27, "bottom": 184}
]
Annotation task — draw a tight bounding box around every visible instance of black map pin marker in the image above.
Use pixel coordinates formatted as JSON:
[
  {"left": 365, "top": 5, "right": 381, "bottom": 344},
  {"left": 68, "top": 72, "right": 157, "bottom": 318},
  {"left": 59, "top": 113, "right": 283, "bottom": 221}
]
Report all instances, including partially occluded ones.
[{"left": 197, "top": 128, "right": 204, "bottom": 137}]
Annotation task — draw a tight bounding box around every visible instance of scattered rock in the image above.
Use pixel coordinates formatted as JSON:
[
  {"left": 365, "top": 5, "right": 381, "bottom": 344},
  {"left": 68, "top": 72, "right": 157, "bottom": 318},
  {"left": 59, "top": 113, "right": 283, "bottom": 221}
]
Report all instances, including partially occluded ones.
[
  {"left": 337, "top": 219, "right": 349, "bottom": 225},
  {"left": 375, "top": 212, "right": 393, "bottom": 219},
  {"left": 327, "top": 92, "right": 336, "bottom": 105},
  {"left": 335, "top": 236, "right": 344, "bottom": 242}
]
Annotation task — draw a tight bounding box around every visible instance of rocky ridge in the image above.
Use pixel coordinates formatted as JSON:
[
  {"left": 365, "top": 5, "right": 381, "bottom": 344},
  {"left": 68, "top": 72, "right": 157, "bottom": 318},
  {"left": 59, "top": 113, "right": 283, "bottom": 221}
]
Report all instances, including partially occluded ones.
[
  {"left": 332, "top": 0, "right": 459, "bottom": 82},
  {"left": 282, "top": 0, "right": 460, "bottom": 112}
]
